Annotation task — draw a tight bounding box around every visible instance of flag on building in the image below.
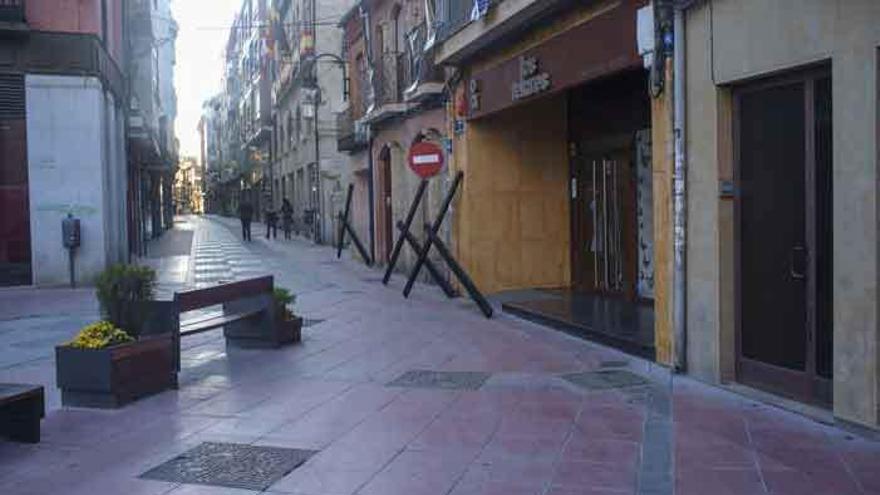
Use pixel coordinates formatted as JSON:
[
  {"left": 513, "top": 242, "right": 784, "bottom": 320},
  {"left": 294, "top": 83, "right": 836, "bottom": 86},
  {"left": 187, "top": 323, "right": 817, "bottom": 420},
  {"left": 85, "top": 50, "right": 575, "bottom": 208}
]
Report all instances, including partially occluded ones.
[{"left": 470, "top": 0, "right": 490, "bottom": 21}]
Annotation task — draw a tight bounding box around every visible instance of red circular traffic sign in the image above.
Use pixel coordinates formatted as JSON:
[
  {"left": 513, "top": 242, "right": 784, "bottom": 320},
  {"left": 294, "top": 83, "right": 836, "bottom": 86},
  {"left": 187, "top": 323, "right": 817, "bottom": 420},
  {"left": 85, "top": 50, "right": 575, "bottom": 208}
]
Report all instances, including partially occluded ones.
[{"left": 408, "top": 141, "right": 445, "bottom": 179}]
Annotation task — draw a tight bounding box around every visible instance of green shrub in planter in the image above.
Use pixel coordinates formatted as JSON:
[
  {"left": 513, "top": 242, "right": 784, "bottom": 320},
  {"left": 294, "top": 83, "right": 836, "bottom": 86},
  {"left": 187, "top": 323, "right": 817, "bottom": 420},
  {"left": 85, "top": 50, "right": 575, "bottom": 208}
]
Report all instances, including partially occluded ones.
[
  {"left": 273, "top": 287, "right": 302, "bottom": 344},
  {"left": 95, "top": 264, "right": 156, "bottom": 338}
]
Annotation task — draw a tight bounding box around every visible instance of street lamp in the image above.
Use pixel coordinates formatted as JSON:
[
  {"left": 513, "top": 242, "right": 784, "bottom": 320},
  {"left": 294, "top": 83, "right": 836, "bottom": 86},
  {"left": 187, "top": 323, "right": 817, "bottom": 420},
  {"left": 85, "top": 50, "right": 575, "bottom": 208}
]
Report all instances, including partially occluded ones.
[{"left": 302, "top": 52, "right": 348, "bottom": 245}]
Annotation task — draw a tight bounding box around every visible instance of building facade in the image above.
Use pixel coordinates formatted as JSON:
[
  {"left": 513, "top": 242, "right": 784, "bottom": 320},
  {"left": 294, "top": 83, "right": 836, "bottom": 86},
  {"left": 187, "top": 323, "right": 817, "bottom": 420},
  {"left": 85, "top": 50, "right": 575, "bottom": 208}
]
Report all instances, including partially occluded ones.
[
  {"left": 0, "top": 0, "right": 129, "bottom": 286},
  {"left": 338, "top": 0, "right": 451, "bottom": 274},
  {"left": 681, "top": 0, "right": 880, "bottom": 430},
  {"left": 270, "top": 0, "right": 353, "bottom": 244},
  {"left": 127, "top": 0, "right": 179, "bottom": 253},
  {"left": 174, "top": 156, "right": 203, "bottom": 214}
]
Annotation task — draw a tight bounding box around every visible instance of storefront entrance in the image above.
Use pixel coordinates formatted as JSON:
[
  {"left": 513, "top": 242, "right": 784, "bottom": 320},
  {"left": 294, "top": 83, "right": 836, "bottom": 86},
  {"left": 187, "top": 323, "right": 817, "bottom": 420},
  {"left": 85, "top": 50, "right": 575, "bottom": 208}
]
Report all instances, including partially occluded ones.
[
  {"left": 735, "top": 67, "right": 833, "bottom": 406},
  {"left": 569, "top": 70, "right": 653, "bottom": 302}
]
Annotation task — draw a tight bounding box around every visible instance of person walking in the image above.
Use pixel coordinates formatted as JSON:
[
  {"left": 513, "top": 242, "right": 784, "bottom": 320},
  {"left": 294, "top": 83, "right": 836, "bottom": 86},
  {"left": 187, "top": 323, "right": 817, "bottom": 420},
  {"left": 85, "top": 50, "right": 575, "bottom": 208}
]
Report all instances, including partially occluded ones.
[
  {"left": 265, "top": 207, "right": 278, "bottom": 240},
  {"left": 281, "top": 198, "right": 293, "bottom": 240},
  {"left": 239, "top": 196, "right": 254, "bottom": 242}
]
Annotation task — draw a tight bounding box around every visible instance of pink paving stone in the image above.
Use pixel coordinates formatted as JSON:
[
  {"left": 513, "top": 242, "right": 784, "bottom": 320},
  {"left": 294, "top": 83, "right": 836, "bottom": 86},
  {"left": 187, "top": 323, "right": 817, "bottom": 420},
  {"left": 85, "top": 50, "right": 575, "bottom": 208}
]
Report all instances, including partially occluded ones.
[
  {"left": 675, "top": 467, "right": 766, "bottom": 495},
  {"left": 357, "top": 449, "right": 476, "bottom": 495},
  {"left": 272, "top": 464, "right": 384, "bottom": 495},
  {"left": 675, "top": 436, "right": 756, "bottom": 469},
  {"left": 551, "top": 460, "right": 638, "bottom": 493},
  {"left": 760, "top": 466, "right": 862, "bottom": 495},
  {"left": 561, "top": 435, "right": 641, "bottom": 466},
  {"left": 575, "top": 407, "right": 645, "bottom": 443},
  {"left": 457, "top": 457, "right": 557, "bottom": 489},
  {"left": 260, "top": 383, "right": 402, "bottom": 448},
  {"left": 408, "top": 415, "right": 498, "bottom": 453},
  {"left": 546, "top": 487, "right": 633, "bottom": 495},
  {"left": 480, "top": 431, "right": 570, "bottom": 460}
]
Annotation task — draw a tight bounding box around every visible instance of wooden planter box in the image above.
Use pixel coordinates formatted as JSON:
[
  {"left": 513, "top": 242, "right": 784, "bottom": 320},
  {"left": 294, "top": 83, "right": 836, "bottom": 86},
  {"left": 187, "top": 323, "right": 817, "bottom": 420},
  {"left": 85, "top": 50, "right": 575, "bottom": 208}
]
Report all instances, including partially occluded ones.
[
  {"left": 277, "top": 315, "right": 303, "bottom": 345},
  {"left": 55, "top": 334, "right": 177, "bottom": 409}
]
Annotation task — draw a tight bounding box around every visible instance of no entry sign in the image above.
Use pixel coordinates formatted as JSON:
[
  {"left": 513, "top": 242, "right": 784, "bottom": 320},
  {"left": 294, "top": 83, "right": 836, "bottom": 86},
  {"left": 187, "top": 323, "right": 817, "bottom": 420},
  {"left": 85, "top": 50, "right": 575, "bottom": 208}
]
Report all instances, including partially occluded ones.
[{"left": 408, "top": 141, "right": 444, "bottom": 179}]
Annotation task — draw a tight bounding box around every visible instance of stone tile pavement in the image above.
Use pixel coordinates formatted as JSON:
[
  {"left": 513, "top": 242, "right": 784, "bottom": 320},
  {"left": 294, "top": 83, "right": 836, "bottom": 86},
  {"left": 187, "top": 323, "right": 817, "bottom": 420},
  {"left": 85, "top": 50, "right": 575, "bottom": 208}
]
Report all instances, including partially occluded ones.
[{"left": 0, "top": 215, "right": 878, "bottom": 494}]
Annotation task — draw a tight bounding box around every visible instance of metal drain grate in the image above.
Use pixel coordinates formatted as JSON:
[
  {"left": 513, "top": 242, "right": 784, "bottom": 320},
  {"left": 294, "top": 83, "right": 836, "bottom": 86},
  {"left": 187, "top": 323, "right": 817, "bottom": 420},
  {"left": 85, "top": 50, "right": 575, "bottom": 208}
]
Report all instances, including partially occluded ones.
[
  {"left": 563, "top": 370, "right": 649, "bottom": 390},
  {"left": 387, "top": 370, "right": 491, "bottom": 391},
  {"left": 302, "top": 318, "right": 325, "bottom": 328},
  {"left": 599, "top": 360, "right": 630, "bottom": 369},
  {"left": 140, "top": 442, "right": 316, "bottom": 491}
]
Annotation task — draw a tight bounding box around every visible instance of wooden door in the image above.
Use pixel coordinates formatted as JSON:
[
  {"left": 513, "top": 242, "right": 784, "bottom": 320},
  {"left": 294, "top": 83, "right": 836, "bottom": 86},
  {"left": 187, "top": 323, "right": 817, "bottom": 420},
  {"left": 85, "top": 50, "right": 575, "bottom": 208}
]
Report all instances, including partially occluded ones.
[
  {"left": 735, "top": 69, "right": 832, "bottom": 405},
  {"left": 380, "top": 150, "right": 393, "bottom": 262}
]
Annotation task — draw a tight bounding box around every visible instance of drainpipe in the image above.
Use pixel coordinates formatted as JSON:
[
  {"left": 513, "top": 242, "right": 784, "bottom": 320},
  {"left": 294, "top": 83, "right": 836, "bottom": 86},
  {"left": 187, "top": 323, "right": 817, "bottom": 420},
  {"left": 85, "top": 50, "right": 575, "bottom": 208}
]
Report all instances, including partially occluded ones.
[
  {"left": 367, "top": 135, "right": 376, "bottom": 262},
  {"left": 672, "top": 6, "right": 687, "bottom": 372}
]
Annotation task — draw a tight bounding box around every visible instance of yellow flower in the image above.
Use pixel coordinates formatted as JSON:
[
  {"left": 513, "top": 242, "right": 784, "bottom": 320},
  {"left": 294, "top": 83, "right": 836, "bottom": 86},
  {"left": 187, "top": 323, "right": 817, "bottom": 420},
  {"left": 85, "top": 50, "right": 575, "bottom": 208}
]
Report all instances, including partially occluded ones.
[{"left": 69, "top": 321, "right": 134, "bottom": 349}]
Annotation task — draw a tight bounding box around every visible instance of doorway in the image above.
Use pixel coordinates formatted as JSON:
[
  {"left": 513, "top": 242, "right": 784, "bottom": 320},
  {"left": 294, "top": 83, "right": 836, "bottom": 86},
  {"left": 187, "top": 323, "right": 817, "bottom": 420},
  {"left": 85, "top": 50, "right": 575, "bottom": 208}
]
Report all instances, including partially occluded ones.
[
  {"left": 734, "top": 67, "right": 833, "bottom": 406},
  {"left": 379, "top": 145, "right": 393, "bottom": 262},
  {"left": 0, "top": 74, "right": 31, "bottom": 286},
  {"left": 568, "top": 70, "right": 651, "bottom": 301}
]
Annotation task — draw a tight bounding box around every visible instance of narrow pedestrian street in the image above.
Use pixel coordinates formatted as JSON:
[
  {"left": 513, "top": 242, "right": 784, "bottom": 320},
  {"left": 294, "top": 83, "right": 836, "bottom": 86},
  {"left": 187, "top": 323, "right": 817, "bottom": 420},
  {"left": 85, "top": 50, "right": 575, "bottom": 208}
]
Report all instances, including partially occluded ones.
[{"left": 0, "top": 216, "right": 878, "bottom": 495}]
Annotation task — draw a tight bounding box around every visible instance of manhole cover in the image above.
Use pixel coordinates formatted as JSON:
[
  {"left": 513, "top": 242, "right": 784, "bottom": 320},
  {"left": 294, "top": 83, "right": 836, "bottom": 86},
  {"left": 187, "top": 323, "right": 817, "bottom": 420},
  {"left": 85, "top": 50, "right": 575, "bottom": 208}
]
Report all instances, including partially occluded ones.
[
  {"left": 140, "top": 442, "right": 316, "bottom": 491},
  {"left": 302, "top": 318, "right": 325, "bottom": 328},
  {"left": 387, "top": 370, "right": 491, "bottom": 391},
  {"left": 563, "top": 370, "right": 649, "bottom": 390}
]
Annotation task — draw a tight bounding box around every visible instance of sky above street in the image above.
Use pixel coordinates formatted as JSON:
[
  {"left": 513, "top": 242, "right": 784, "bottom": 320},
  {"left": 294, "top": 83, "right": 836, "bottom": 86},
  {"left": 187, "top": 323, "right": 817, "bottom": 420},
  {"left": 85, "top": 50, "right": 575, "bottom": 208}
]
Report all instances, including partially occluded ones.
[{"left": 172, "top": 0, "right": 243, "bottom": 160}]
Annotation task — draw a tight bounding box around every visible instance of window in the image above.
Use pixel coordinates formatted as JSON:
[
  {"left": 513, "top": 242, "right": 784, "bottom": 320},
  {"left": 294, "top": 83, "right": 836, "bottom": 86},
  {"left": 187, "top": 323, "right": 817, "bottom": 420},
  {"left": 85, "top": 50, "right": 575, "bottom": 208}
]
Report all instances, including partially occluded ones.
[{"left": 288, "top": 113, "right": 294, "bottom": 147}]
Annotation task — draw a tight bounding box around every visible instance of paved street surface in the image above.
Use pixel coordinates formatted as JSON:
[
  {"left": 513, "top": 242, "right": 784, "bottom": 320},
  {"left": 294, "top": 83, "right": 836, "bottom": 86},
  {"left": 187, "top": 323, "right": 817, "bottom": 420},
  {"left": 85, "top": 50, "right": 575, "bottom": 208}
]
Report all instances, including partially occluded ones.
[{"left": 1, "top": 215, "right": 878, "bottom": 495}]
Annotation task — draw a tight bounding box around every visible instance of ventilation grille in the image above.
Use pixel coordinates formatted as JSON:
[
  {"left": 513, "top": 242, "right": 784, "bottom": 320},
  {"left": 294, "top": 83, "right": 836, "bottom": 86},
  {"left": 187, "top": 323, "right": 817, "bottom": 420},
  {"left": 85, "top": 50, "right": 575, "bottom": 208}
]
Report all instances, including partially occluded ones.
[{"left": 0, "top": 74, "right": 25, "bottom": 120}]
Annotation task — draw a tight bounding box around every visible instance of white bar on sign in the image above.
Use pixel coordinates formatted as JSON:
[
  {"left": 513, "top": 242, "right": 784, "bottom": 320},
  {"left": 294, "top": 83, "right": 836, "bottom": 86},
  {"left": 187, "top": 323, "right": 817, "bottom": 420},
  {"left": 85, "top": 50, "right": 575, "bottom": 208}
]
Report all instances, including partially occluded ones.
[{"left": 413, "top": 154, "right": 441, "bottom": 165}]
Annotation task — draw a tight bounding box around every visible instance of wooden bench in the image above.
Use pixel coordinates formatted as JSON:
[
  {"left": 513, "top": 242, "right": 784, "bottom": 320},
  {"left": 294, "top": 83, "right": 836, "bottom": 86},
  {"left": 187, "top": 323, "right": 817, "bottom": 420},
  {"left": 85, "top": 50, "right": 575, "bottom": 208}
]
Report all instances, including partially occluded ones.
[
  {"left": 0, "top": 384, "right": 44, "bottom": 443},
  {"left": 172, "top": 276, "right": 286, "bottom": 367}
]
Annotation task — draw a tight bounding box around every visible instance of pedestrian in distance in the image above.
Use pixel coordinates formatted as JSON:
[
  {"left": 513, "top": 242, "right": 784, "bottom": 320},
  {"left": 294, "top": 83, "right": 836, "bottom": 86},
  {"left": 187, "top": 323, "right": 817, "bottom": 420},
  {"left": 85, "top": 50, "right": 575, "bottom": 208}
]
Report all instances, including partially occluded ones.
[
  {"left": 265, "top": 208, "right": 278, "bottom": 240},
  {"left": 239, "top": 197, "right": 254, "bottom": 242},
  {"left": 281, "top": 198, "right": 294, "bottom": 240}
]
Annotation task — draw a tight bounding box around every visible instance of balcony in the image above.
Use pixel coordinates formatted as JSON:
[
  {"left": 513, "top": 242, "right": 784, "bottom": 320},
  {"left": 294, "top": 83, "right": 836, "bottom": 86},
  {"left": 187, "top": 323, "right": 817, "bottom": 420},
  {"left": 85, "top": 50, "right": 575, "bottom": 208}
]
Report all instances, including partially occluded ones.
[
  {"left": 361, "top": 52, "right": 409, "bottom": 125},
  {"left": 402, "top": 24, "right": 444, "bottom": 104},
  {"left": 0, "top": 0, "right": 27, "bottom": 33},
  {"left": 336, "top": 108, "right": 368, "bottom": 153}
]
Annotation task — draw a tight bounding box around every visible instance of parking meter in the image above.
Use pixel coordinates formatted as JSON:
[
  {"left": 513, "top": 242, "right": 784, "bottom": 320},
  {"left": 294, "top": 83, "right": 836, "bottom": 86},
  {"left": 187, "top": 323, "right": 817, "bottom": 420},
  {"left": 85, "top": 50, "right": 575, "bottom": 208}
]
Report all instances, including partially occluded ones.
[
  {"left": 62, "top": 214, "right": 80, "bottom": 287},
  {"left": 62, "top": 214, "right": 81, "bottom": 249}
]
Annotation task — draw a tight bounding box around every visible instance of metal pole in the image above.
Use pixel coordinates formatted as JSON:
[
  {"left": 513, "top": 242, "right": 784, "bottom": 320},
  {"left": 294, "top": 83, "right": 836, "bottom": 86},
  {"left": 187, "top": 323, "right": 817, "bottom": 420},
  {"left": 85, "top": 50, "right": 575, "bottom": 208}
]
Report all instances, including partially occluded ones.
[
  {"left": 602, "top": 159, "right": 609, "bottom": 290},
  {"left": 383, "top": 179, "right": 428, "bottom": 284},
  {"left": 68, "top": 248, "right": 76, "bottom": 288},
  {"left": 590, "top": 160, "right": 599, "bottom": 289},
  {"left": 673, "top": 7, "right": 688, "bottom": 372},
  {"left": 313, "top": 86, "right": 322, "bottom": 244}
]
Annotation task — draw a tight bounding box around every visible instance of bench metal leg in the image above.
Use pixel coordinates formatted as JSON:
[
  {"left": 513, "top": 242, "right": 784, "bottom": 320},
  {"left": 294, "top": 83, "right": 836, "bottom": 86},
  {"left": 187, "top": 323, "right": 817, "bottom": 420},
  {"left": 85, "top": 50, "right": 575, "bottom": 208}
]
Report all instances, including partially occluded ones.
[{"left": 0, "top": 397, "right": 42, "bottom": 443}]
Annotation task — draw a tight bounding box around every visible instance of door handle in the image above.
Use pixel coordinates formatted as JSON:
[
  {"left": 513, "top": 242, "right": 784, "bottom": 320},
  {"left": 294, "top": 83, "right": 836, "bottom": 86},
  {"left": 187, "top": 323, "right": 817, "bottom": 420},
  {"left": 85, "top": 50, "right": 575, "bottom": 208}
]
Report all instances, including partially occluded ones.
[{"left": 790, "top": 246, "right": 807, "bottom": 281}]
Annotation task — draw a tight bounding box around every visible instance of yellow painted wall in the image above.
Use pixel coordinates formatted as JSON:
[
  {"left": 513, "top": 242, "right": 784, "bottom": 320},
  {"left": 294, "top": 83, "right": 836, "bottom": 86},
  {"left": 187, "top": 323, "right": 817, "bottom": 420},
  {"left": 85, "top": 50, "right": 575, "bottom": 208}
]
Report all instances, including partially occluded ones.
[
  {"left": 452, "top": 93, "right": 571, "bottom": 294},
  {"left": 651, "top": 64, "right": 673, "bottom": 367}
]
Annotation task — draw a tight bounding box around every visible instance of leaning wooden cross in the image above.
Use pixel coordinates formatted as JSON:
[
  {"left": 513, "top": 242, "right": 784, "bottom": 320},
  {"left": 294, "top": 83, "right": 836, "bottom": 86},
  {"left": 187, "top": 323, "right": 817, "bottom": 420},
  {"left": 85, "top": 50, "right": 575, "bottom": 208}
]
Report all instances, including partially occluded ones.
[{"left": 336, "top": 183, "right": 373, "bottom": 266}]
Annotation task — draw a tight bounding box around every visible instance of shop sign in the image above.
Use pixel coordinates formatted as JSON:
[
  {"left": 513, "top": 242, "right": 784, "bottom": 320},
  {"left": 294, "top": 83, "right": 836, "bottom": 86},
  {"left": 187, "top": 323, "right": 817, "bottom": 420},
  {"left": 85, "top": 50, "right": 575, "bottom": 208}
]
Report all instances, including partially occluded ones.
[
  {"left": 408, "top": 141, "right": 445, "bottom": 179},
  {"left": 511, "top": 55, "right": 551, "bottom": 101}
]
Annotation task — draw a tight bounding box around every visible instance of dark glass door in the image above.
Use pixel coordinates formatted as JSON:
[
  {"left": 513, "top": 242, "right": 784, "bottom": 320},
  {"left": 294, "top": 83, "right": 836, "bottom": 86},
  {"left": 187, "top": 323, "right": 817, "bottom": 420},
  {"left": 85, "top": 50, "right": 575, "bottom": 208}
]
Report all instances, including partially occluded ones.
[
  {"left": 735, "top": 70, "right": 832, "bottom": 405},
  {"left": 0, "top": 74, "right": 31, "bottom": 286},
  {"left": 572, "top": 148, "right": 637, "bottom": 299}
]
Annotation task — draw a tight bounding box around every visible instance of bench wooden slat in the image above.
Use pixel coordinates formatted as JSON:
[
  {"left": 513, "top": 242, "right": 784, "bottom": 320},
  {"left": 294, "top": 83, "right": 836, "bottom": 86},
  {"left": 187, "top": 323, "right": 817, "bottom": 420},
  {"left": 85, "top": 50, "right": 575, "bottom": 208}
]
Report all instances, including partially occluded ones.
[
  {"left": 175, "top": 276, "right": 274, "bottom": 312},
  {"left": 0, "top": 384, "right": 43, "bottom": 407},
  {"left": 180, "top": 309, "right": 264, "bottom": 337}
]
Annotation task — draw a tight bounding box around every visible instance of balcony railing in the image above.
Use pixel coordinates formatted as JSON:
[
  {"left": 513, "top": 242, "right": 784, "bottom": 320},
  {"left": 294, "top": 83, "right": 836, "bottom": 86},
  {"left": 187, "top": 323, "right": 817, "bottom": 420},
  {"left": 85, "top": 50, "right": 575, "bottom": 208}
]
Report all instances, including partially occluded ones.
[
  {"left": 373, "top": 51, "right": 403, "bottom": 107},
  {"left": 0, "top": 0, "right": 25, "bottom": 23},
  {"left": 336, "top": 108, "right": 368, "bottom": 153},
  {"left": 435, "top": 0, "right": 477, "bottom": 42}
]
